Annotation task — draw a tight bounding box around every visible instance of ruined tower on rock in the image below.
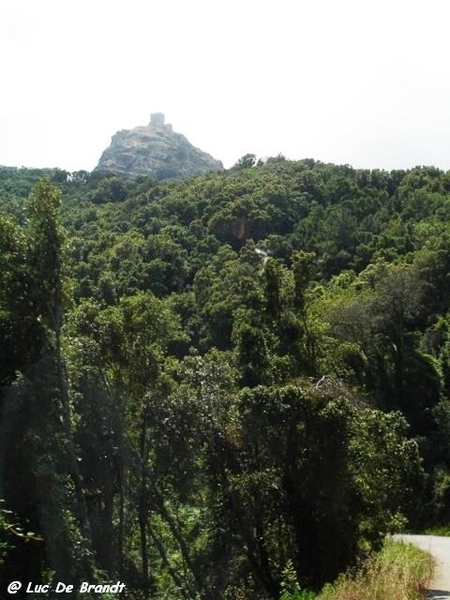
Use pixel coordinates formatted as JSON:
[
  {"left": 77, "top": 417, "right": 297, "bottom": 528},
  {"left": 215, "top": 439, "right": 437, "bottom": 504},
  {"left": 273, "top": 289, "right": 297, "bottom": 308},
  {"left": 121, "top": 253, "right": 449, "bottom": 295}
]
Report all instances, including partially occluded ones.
[
  {"left": 150, "top": 113, "right": 165, "bottom": 128},
  {"left": 95, "top": 113, "right": 223, "bottom": 179}
]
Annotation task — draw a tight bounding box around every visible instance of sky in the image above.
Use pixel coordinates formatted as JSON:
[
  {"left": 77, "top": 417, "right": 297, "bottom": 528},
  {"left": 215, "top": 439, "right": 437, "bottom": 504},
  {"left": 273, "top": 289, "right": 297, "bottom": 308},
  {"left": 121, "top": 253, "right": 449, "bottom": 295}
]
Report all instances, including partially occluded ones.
[{"left": 1, "top": 0, "right": 450, "bottom": 172}]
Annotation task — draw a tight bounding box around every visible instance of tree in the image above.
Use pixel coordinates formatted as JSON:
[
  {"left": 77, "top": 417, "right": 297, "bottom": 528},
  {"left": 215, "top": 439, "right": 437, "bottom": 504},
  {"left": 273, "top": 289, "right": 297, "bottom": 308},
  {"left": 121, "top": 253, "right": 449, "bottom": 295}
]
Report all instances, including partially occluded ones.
[
  {"left": 233, "top": 154, "right": 257, "bottom": 169},
  {"left": 1, "top": 179, "right": 94, "bottom": 586},
  {"left": 195, "top": 381, "right": 422, "bottom": 595}
]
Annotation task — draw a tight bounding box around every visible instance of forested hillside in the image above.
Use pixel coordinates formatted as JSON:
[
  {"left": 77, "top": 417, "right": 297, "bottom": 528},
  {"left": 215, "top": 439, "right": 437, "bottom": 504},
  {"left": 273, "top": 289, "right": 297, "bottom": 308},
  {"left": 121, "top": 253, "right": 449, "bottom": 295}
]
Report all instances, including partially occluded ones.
[{"left": 2, "top": 157, "right": 450, "bottom": 598}]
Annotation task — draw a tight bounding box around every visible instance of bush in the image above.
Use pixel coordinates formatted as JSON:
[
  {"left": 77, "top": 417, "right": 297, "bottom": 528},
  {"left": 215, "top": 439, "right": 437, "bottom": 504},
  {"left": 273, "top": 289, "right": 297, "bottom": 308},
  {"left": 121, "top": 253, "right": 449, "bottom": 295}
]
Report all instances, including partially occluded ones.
[{"left": 318, "top": 540, "right": 434, "bottom": 600}]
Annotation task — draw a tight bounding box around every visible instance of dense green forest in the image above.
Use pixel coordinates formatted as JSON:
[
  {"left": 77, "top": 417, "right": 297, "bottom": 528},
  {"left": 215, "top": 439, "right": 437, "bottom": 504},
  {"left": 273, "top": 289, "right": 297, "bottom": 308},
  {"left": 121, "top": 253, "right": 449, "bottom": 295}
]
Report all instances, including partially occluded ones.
[{"left": 2, "top": 157, "right": 450, "bottom": 598}]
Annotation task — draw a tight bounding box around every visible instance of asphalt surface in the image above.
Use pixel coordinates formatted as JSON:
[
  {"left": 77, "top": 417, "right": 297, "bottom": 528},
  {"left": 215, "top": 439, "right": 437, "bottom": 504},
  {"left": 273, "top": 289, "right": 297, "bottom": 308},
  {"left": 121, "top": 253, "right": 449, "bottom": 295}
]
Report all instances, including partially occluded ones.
[{"left": 394, "top": 534, "right": 450, "bottom": 599}]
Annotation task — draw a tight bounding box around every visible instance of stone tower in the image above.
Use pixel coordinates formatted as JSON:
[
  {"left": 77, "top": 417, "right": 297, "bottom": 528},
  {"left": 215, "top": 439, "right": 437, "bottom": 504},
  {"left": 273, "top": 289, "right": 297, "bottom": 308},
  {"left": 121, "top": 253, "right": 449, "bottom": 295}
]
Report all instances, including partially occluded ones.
[{"left": 150, "top": 112, "right": 165, "bottom": 128}]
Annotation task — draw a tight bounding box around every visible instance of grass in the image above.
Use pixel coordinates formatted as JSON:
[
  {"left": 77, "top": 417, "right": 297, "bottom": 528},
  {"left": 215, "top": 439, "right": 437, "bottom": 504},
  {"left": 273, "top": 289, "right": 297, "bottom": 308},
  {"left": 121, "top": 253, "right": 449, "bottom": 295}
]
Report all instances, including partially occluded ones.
[
  {"left": 316, "top": 539, "right": 434, "bottom": 600},
  {"left": 422, "top": 524, "right": 450, "bottom": 536}
]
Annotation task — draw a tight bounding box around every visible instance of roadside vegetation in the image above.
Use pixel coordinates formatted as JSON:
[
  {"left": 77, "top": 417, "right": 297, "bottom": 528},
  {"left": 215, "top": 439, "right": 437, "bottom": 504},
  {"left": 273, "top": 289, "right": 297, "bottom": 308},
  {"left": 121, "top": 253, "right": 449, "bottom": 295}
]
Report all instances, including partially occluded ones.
[
  {"left": 317, "top": 541, "right": 434, "bottom": 600},
  {"left": 423, "top": 525, "right": 450, "bottom": 536},
  {"left": 280, "top": 541, "right": 434, "bottom": 600}
]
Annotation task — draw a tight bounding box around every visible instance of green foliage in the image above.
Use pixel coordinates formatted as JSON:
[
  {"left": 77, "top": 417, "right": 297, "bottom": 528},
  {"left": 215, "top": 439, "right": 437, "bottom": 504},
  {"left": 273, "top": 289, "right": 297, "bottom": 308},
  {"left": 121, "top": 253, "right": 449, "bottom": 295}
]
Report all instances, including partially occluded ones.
[
  {"left": 318, "top": 540, "right": 433, "bottom": 600},
  {"left": 423, "top": 523, "right": 450, "bottom": 536},
  {"left": 91, "top": 174, "right": 128, "bottom": 204},
  {"left": 233, "top": 153, "right": 258, "bottom": 169},
  {"left": 3, "top": 159, "right": 450, "bottom": 597}
]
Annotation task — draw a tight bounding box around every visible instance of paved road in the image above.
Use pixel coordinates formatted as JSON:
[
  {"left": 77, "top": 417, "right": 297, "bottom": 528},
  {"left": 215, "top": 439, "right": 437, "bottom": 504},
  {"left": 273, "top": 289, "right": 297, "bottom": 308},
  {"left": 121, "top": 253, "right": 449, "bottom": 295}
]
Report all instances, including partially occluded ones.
[{"left": 395, "top": 535, "right": 450, "bottom": 599}]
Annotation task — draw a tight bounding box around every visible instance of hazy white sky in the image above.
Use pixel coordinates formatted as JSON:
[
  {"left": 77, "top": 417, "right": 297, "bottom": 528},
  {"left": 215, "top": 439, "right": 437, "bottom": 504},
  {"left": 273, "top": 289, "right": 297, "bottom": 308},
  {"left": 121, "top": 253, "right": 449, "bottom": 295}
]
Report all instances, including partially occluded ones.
[{"left": 1, "top": 0, "right": 449, "bottom": 171}]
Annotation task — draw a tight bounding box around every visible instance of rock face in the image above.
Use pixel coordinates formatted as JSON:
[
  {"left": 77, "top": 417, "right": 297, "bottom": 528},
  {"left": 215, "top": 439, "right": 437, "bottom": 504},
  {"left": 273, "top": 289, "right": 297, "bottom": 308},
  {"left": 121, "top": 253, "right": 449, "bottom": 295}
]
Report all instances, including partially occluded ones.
[{"left": 95, "top": 113, "right": 223, "bottom": 179}]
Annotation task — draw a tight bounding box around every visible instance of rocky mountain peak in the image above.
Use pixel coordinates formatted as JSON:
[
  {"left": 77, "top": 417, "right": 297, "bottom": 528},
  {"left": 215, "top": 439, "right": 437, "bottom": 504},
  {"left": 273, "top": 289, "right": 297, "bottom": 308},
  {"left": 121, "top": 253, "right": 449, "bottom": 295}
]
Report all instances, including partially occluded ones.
[{"left": 95, "top": 114, "right": 223, "bottom": 179}]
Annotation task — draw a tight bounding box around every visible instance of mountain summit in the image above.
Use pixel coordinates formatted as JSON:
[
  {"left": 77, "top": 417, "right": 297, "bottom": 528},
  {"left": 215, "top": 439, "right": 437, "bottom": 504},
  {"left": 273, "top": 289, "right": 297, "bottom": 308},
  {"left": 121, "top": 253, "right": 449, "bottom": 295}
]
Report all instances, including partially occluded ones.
[{"left": 95, "top": 113, "right": 223, "bottom": 179}]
